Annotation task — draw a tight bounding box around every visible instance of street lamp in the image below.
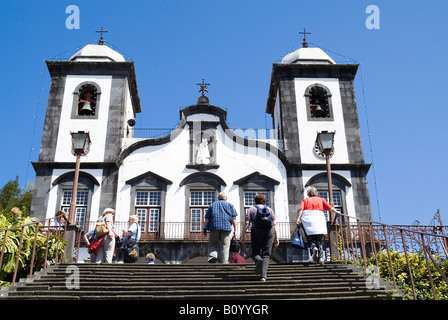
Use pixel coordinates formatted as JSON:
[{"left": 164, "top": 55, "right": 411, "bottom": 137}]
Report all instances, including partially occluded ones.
[
  {"left": 316, "top": 130, "right": 339, "bottom": 259},
  {"left": 68, "top": 131, "right": 91, "bottom": 225},
  {"left": 316, "top": 130, "right": 335, "bottom": 205}
]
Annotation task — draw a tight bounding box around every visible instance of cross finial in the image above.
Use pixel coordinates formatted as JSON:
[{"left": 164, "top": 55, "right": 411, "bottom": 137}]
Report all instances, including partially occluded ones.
[
  {"left": 196, "top": 78, "right": 210, "bottom": 96},
  {"left": 95, "top": 27, "right": 108, "bottom": 45},
  {"left": 299, "top": 28, "right": 311, "bottom": 48}
]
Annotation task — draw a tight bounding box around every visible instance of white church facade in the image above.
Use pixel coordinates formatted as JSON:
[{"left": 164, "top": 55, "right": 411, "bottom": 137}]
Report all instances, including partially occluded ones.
[{"left": 30, "top": 36, "right": 372, "bottom": 262}]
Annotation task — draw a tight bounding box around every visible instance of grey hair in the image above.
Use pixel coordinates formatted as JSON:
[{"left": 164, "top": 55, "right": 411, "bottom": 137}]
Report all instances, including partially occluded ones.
[
  {"left": 218, "top": 192, "right": 227, "bottom": 200},
  {"left": 307, "top": 186, "right": 319, "bottom": 197}
]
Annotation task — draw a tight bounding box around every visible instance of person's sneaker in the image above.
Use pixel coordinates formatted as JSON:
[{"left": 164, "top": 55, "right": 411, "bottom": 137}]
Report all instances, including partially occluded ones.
[
  {"left": 208, "top": 256, "right": 218, "bottom": 263},
  {"left": 312, "top": 248, "right": 319, "bottom": 263},
  {"left": 260, "top": 277, "right": 266, "bottom": 282},
  {"left": 319, "top": 258, "right": 325, "bottom": 265}
]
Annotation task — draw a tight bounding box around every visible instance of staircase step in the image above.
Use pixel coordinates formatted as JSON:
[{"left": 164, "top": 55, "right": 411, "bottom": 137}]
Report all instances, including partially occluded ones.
[{"left": 1, "top": 262, "right": 398, "bottom": 300}]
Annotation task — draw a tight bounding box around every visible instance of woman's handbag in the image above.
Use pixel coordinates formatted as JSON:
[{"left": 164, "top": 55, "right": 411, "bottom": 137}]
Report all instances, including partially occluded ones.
[
  {"left": 95, "top": 222, "right": 109, "bottom": 237},
  {"left": 291, "top": 228, "right": 307, "bottom": 249},
  {"left": 229, "top": 237, "right": 241, "bottom": 253}
]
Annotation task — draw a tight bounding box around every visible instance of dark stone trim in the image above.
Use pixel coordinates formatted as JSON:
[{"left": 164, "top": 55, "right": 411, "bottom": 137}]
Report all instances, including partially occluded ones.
[
  {"left": 38, "top": 75, "right": 67, "bottom": 162},
  {"left": 52, "top": 171, "right": 100, "bottom": 186},
  {"left": 126, "top": 171, "right": 173, "bottom": 186},
  {"left": 305, "top": 172, "right": 352, "bottom": 188},
  {"left": 179, "top": 172, "right": 227, "bottom": 188},
  {"left": 32, "top": 161, "right": 117, "bottom": 170},
  {"left": 233, "top": 171, "right": 280, "bottom": 186},
  {"left": 185, "top": 164, "right": 220, "bottom": 171}
]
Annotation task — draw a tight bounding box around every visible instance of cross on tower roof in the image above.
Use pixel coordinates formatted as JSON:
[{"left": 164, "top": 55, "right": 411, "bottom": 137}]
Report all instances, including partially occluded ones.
[
  {"left": 299, "top": 28, "right": 311, "bottom": 48},
  {"left": 96, "top": 27, "right": 108, "bottom": 45},
  {"left": 196, "top": 78, "right": 210, "bottom": 96}
]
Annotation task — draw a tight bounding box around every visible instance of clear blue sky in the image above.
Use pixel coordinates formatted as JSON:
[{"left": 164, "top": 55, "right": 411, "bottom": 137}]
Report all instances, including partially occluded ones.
[{"left": 1, "top": 0, "right": 447, "bottom": 226}]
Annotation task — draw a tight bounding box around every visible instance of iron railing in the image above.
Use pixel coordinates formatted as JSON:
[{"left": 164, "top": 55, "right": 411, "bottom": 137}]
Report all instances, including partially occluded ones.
[
  {"left": 0, "top": 218, "right": 68, "bottom": 286},
  {"left": 334, "top": 210, "right": 448, "bottom": 299},
  {"left": 127, "top": 128, "right": 280, "bottom": 141}
]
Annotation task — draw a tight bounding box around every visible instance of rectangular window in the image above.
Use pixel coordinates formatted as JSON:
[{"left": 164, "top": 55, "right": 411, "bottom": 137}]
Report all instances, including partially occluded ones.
[
  {"left": 60, "top": 190, "right": 89, "bottom": 230},
  {"left": 318, "top": 190, "right": 343, "bottom": 219},
  {"left": 244, "top": 191, "right": 270, "bottom": 208},
  {"left": 190, "top": 208, "right": 203, "bottom": 232},
  {"left": 190, "top": 191, "right": 215, "bottom": 206},
  {"left": 135, "top": 191, "right": 161, "bottom": 235},
  {"left": 189, "top": 191, "right": 216, "bottom": 233}
]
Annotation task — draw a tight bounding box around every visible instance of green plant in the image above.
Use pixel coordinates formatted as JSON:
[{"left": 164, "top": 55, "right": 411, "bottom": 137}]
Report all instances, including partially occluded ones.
[
  {"left": 0, "top": 211, "right": 66, "bottom": 288},
  {"left": 363, "top": 249, "right": 448, "bottom": 300}
]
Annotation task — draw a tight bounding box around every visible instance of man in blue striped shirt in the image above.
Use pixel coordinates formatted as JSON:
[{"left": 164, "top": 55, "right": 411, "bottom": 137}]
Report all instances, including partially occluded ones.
[{"left": 204, "top": 192, "right": 238, "bottom": 263}]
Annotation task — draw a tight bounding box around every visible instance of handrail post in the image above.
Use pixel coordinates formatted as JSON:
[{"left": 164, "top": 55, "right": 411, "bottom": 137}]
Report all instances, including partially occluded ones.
[
  {"left": 28, "top": 221, "right": 40, "bottom": 279},
  {"left": 383, "top": 225, "right": 397, "bottom": 289},
  {"left": 401, "top": 229, "right": 417, "bottom": 300},
  {"left": 12, "top": 227, "right": 25, "bottom": 286},
  {"left": 420, "top": 234, "right": 437, "bottom": 300},
  {"left": 0, "top": 229, "right": 8, "bottom": 273}
]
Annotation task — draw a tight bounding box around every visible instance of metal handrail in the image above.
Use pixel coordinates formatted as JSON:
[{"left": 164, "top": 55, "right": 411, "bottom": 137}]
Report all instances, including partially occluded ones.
[
  {"left": 0, "top": 218, "right": 67, "bottom": 286},
  {"left": 335, "top": 210, "right": 448, "bottom": 300}
]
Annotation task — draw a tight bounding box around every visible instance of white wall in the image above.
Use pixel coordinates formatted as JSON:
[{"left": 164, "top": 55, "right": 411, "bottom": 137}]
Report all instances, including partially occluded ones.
[
  {"left": 54, "top": 75, "right": 112, "bottom": 163},
  {"left": 116, "top": 114, "right": 289, "bottom": 225},
  {"left": 294, "top": 78, "right": 349, "bottom": 164}
]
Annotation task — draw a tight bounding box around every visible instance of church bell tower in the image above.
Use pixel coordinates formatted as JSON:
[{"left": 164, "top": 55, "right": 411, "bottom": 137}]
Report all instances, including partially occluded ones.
[
  {"left": 31, "top": 33, "right": 141, "bottom": 222},
  {"left": 266, "top": 31, "right": 372, "bottom": 222}
]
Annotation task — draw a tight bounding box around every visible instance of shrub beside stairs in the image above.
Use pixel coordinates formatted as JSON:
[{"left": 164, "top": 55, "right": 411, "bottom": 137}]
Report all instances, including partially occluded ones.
[{"left": 0, "top": 262, "right": 400, "bottom": 300}]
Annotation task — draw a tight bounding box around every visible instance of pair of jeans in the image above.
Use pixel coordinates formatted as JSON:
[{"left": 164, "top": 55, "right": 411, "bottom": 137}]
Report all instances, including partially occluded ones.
[
  {"left": 208, "top": 230, "right": 233, "bottom": 263},
  {"left": 251, "top": 226, "right": 275, "bottom": 279},
  {"left": 307, "top": 234, "right": 324, "bottom": 261},
  {"left": 94, "top": 235, "right": 115, "bottom": 263}
]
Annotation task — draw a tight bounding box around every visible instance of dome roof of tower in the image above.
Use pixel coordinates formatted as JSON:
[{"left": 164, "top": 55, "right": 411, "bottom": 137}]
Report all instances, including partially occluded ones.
[
  {"left": 281, "top": 47, "right": 335, "bottom": 65},
  {"left": 69, "top": 44, "right": 126, "bottom": 62}
]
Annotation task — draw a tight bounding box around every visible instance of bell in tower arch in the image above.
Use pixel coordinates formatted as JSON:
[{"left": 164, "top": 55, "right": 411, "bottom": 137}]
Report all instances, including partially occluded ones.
[
  {"left": 78, "top": 90, "right": 96, "bottom": 116},
  {"left": 79, "top": 101, "right": 93, "bottom": 115}
]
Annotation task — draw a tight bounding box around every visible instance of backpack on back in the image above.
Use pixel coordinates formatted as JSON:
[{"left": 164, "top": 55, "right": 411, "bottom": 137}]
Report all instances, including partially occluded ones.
[{"left": 253, "top": 205, "right": 273, "bottom": 228}]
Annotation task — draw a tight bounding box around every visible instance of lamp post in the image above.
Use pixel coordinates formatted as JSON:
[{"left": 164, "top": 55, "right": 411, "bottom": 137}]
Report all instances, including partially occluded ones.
[
  {"left": 68, "top": 131, "right": 91, "bottom": 225},
  {"left": 316, "top": 130, "right": 339, "bottom": 259},
  {"left": 316, "top": 131, "right": 335, "bottom": 209},
  {"left": 65, "top": 131, "right": 91, "bottom": 263}
]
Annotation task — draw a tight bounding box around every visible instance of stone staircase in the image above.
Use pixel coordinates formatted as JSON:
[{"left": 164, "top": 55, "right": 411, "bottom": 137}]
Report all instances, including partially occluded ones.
[{"left": 1, "top": 262, "right": 399, "bottom": 300}]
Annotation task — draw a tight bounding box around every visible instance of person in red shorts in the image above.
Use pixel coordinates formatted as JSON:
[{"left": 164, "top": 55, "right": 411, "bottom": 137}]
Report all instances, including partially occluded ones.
[{"left": 296, "top": 186, "right": 341, "bottom": 264}]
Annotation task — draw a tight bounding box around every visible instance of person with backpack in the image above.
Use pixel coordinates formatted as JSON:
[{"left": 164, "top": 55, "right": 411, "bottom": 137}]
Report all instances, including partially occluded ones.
[{"left": 241, "top": 194, "right": 279, "bottom": 281}]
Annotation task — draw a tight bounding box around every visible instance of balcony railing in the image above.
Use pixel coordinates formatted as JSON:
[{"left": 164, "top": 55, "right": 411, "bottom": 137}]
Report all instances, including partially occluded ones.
[
  {"left": 78, "top": 221, "right": 295, "bottom": 241},
  {"left": 127, "top": 128, "right": 280, "bottom": 141}
]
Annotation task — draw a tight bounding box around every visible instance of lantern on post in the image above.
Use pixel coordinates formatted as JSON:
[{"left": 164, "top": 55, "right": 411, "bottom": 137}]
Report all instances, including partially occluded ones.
[
  {"left": 316, "top": 130, "right": 339, "bottom": 259},
  {"left": 316, "top": 130, "right": 335, "bottom": 206},
  {"left": 68, "top": 131, "right": 91, "bottom": 225}
]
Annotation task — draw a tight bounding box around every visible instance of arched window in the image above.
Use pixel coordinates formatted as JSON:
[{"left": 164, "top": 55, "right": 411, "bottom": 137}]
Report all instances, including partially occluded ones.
[
  {"left": 53, "top": 171, "right": 100, "bottom": 230},
  {"left": 71, "top": 82, "right": 101, "bottom": 119},
  {"left": 305, "top": 84, "right": 334, "bottom": 121},
  {"left": 305, "top": 173, "right": 351, "bottom": 220},
  {"left": 126, "top": 171, "right": 172, "bottom": 239},
  {"left": 180, "top": 172, "right": 226, "bottom": 238}
]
